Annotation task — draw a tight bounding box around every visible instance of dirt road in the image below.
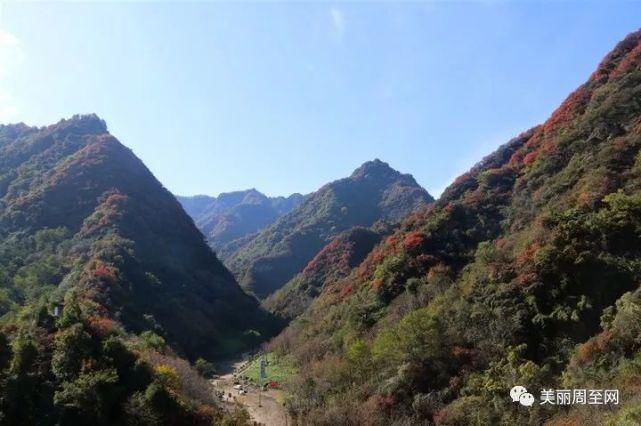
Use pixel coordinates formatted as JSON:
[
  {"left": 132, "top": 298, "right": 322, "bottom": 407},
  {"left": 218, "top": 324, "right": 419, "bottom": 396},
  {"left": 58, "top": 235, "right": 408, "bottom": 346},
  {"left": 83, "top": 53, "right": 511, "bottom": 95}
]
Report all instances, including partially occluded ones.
[{"left": 212, "top": 360, "right": 291, "bottom": 426}]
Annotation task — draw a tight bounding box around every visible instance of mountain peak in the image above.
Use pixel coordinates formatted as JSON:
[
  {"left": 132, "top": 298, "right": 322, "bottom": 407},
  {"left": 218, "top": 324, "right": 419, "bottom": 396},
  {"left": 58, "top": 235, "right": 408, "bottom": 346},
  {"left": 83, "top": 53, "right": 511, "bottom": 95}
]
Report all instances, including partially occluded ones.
[
  {"left": 0, "top": 116, "right": 276, "bottom": 360},
  {"left": 53, "top": 113, "right": 108, "bottom": 135},
  {"left": 350, "top": 159, "right": 400, "bottom": 179},
  {"left": 217, "top": 188, "right": 266, "bottom": 204},
  {"left": 226, "top": 158, "right": 432, "bottom": 299},
  {"left": 350, "top": 159, "right": 423, "bottom": 191}
]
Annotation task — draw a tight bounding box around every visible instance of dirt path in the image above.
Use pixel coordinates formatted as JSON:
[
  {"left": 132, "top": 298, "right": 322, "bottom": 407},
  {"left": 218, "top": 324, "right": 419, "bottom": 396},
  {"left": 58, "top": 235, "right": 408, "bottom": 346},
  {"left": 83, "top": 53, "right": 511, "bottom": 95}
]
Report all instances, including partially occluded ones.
[{"left": 212, "top": 359, "right": 291, "bottom": 426}]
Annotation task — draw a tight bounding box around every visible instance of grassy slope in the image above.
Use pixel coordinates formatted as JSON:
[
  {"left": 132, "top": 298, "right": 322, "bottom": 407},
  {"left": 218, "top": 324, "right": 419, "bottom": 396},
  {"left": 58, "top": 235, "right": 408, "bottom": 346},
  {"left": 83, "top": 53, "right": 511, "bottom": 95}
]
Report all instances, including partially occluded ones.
[{"left": 239, "top": 353, "right": 298, "bottom": 386}]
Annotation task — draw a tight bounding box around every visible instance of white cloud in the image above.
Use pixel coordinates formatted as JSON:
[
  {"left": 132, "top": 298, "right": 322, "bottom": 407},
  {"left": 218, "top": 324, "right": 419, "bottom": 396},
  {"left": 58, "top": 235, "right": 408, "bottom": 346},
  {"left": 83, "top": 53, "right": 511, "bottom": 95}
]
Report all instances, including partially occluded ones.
[{"left": 330, "top": 7, "right": 346, "bottom": 41}]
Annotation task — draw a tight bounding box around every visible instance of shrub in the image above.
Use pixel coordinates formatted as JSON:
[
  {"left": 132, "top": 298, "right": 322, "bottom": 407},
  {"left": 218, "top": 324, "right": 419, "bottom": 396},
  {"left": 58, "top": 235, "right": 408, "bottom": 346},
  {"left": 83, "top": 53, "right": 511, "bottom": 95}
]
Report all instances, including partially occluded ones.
[
  {"left": 194, "top": 358, "right": 216, "bottom": 378},
  {"left": 154, "top": 364, "right": 179, "bottom": 389},
  {"left": 140, "top": 331, "right": 166, "bottom": 351}
]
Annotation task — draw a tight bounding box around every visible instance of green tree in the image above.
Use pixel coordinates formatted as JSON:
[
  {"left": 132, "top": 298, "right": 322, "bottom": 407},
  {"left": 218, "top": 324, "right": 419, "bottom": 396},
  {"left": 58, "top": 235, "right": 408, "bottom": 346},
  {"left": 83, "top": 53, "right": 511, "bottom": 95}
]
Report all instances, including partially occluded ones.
[
  {"left": 52, "top": 323, "right": 93, "bottom": 381},
  {"left": 194, "top": 358, "right": 216, "bottom": 378},
  {"left": 140, "top": 331, "right": 165, "bottom": 351}
]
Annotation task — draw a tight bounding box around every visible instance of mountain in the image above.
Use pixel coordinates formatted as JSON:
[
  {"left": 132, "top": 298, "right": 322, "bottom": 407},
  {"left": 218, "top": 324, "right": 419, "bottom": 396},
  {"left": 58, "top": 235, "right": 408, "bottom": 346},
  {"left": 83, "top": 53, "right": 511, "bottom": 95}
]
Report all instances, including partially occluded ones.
[
  {"left": 263, "top": 226, "right": 388, "bottom": 319},
  {"left": 176, "top": 189, "right": 304, "bottom": 253},
  {"left": 269, "top": 30, "right": 641, "bottom": 425},
  {"left": 225, "top": 159, "right": 434, "bottom": 299},
  {"left": 0, "top": 115, "right": 274, "bottom": 424}
]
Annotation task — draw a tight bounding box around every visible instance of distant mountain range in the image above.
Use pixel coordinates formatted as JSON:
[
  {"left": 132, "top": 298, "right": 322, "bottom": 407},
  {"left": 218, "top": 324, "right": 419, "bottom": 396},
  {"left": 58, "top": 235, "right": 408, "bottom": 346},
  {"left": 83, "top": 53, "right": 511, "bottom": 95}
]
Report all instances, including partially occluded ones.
[
  {"left": 176, "top": 190, "right": 304, "bottom": 255},
  {"left": 224, "top": 159, "right": 434, "bottom": 299}
]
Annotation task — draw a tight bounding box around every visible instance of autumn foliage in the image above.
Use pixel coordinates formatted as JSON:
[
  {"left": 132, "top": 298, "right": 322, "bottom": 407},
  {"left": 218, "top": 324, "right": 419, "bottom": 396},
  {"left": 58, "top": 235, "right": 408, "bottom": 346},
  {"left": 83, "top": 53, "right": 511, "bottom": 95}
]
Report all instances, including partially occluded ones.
[{"left": 276, "top": 29, "right": 641, "bottom": 426}]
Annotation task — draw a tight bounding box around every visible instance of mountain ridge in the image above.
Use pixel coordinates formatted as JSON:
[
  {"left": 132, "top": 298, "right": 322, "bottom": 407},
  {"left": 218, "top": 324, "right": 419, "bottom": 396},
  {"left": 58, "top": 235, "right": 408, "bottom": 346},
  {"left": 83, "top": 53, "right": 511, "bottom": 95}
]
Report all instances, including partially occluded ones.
[
  {"left": 263, "top": 225, "right": 389, "bottom": 319},
  {"left": 226, "top": 159, "right": 433, "bottom": 299},
  {"left": 0, "top": 114, "right": 278, "bottom": 424},
  {"left": 268, "top": 28, "right": 641, "bottom": 425},
  {"left": 177, "top": 189, "right": 305, "bottom": 254},
  {"left": 0, "top": 114, "right": 276, "bottom": 358}
]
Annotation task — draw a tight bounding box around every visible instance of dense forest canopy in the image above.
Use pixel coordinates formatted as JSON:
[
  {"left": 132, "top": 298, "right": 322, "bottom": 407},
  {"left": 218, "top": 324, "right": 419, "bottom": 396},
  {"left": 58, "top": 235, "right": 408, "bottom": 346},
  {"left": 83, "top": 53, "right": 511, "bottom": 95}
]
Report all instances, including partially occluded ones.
[
  {"left": 265, "top": 28, "right": 641, "bottom": 425},
  {"left": 0, "top": 115, "right": 276, "bottom": 424}
]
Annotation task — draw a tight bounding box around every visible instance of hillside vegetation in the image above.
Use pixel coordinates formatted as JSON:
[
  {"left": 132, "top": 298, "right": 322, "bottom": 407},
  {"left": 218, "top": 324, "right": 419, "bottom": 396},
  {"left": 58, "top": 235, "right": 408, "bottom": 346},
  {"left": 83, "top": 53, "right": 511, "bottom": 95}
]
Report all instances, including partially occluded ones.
[
  {"left": 269, "top": 29, "right": 641, "bottom": 425},
  {"left": 264, "top": 226, "right": 388, "bottom": 319},
  {"left": 226, "top": 159, "right": 433, "bottom": 299},
  {"left": 0, "top": 115, "right": 273, "bottom": 424}
]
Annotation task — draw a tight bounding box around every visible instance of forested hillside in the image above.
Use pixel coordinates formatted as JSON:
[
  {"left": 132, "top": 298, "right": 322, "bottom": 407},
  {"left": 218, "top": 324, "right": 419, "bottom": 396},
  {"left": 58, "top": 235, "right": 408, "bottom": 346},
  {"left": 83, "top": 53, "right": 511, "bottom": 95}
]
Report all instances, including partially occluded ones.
[
  {"left": 0, "top": 115, "right": 272, "bottom": 424},
  {"left": 225, "top": 160, "right": 433, "bottom": 299},
  {"left": 177, "top": 189, "right": 304, "bottom": 255},
  {"left": 264, "top": 226, "right": 388, "bottom": 319},
  {"left": 270, "top": 29, "right": 641, "bottom": 425}
]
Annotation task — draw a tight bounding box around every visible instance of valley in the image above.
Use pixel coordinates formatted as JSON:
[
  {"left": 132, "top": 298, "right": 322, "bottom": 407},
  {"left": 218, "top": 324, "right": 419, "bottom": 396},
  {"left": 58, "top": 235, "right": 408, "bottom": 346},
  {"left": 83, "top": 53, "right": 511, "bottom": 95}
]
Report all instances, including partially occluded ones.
[
  {"left": 0, "top": 9, "right": 640, "bottom": 426},
  {"left": 212, "top": 357, "right": 290, "bottom": 426}
]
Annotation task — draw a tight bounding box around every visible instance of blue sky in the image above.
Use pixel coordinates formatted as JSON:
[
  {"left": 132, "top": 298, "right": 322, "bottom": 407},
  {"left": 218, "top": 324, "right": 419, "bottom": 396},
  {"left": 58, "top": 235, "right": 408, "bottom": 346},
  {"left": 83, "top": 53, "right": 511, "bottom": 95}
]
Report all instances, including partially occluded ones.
[{"left": 1, "top": 2, "right": 640, "bottom": 197}]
